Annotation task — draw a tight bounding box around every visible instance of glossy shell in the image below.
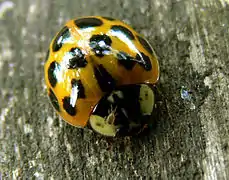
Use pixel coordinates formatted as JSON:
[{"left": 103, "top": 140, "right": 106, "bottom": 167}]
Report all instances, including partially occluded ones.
[{"left": 44, "top": 16, "right": 159, "bottom": 128}]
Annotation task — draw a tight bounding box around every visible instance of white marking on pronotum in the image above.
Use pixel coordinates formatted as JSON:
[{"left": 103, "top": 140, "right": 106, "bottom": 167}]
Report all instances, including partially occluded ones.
[
  {"left": 107, "top": 94, "right": 114, "bottom": 103},
  {"left": 114, "top": 91, "right": 124, "bottom": 99},
  {"left": 0, "top": 1, "right": 14, "bottom": 19},
  {"left": 28, "top": 4, "right": 36, "bottom": 14}
]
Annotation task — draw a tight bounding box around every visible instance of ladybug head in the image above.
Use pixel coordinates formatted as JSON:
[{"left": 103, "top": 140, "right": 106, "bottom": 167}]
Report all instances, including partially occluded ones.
[{"left": 88, "top": 83, "right": 156, "bottom": 137}]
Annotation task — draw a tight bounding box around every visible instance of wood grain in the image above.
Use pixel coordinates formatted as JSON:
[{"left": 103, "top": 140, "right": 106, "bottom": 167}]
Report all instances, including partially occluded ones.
[{"left": 1, "top": 0, "right": 229, "bottom": 179}]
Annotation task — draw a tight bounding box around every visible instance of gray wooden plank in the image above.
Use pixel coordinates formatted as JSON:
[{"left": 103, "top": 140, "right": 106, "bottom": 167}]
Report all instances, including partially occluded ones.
[{"left": 0, "top": 0, "right": 229, "bottom": 179}]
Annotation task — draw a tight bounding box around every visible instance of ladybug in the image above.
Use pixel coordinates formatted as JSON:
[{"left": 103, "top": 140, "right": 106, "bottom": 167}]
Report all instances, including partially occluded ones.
[{"left": 44, "top": 16, "right": 159, "bottom": 137}]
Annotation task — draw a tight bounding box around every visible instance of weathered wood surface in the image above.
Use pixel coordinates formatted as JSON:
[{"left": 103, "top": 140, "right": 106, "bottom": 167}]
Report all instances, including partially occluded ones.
[{"left": 1, "top": 0, "right": 229, "bottom": 179}]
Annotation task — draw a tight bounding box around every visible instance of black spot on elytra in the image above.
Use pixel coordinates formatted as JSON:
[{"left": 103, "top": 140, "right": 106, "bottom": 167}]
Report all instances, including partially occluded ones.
[
  {"left": 67, "top": 48, "right": 87, "bottom": 69},
  {"left": 52, "top": 26, "right": 70, "bottom": 52},
  {"left": 117, "top": 51, "right": 136, "bottom": 70},
  {"left": 48, "top": 61, "right": 60, "bottom": 87},
  {"left": 89, "top": 34, "right": 112, "bottom": 57},
  {"left": 71, "top": 79, "right": 86, "bottom": 98},
  {"left": 49, "top": 89, "right": 60, "bottom": 112},
  {"left": 93, "top": 64, "right": 116, "bottom": 92},
  {"left": 102, "top": 16, "right": 115, "bottom": 21},
  {"left": 137, "top": 35, "right": 153, "bottom": 54},
  {"left": 74, "top": 17, "right": 103, "bottom": 28},
  {"left": 136, "top": 52, "right": 152, "bottom": 71},
  {"left": 62, "top": 96, "right": 76, "bottom": 116},
  {"left": 45, "top": 49, "right": 50, "bottom": 62},
  {"left": 111, "top": 25, "right": 135, "bottom": 40}
]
